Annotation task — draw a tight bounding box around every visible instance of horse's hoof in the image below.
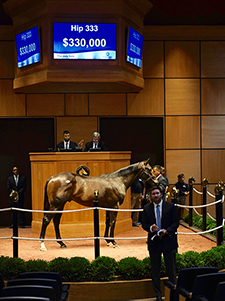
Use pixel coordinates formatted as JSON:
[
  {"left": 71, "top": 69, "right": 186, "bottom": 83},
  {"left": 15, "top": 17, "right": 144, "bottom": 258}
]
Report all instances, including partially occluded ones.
[
  {"left": 112, "top": 243, "right": 120, "bottom": 249},
  {"left": 107, "top": 242, "right": 113, "bottom": 247},
  {"left": 60, "top": 244, "right": 67, "bottom": 248},
  {"left": 40, "top": 246, "right": 47, "bottom": 251}
]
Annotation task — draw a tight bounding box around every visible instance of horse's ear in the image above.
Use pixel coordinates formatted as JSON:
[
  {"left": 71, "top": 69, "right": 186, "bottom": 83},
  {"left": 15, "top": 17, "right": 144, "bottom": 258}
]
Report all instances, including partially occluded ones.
[{"left": 145, "top": 158, "right": 151, "bottom": 165}]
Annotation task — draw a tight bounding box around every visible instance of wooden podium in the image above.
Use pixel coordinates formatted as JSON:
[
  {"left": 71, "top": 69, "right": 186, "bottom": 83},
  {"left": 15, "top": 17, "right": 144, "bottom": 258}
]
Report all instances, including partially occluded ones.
[{"left": 29, "top": 151, "right": 132, "bottom": 237}]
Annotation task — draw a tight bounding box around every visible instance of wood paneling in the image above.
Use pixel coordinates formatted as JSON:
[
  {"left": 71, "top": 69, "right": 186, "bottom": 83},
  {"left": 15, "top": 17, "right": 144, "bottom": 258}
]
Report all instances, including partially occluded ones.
[
  {"left": 0, "top": 25, "right": 14, "bottom": 40},
  {"left": 0, "top": 80, "right": 25, "bottom": 116},
  {"left": 143, "top": 41, "right": 164, "bottom": 78},
  {"left": 202, "top": 116, "right": 225, "bottom": 148},
  {"left": 0, "top": 41, "right": 14, "bottom": 78},
  {"left": 27, "top": 94, "right": 64, "bottom": 116},
  {"left": 202, "top": 150, "right": 225, "bottom": 183},
  {"left": 166, "top": 116, "right": 200, "bottom": 149},
  {"left": 65, "top": 94, "right": 88, "bottom": 116},
  {"left": 165, "top": 41, "right": 199, "bottom": 78},
  {"left": 127, "top": 79, "right": 164, "bottom": 115},
  {"left": 57, "top": 116, "right": 97, "bottom": 150},
  {"left": 166, "top": 79, "right": 200, "bottom": 115},
  {"left": 89, "top": 94, "right": 126, "bottom": 116},
  {"left": 144, "top": 26, "right": 225, "bottom": 41},
  {"left": 166, "top": 150, "right": 201, "bottom": 184},
  {"left": 201, "top": 42, "right": 225, "bottom": 77},
  {"left": 201, "top": 79, "right": 225, "bottom": 115}
]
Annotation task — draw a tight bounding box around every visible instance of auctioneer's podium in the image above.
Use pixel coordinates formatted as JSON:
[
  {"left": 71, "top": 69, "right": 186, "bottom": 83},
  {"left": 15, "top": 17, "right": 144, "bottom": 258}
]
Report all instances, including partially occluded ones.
[{"left": 29, "top": 151, "right": 132, "bottom": 237}]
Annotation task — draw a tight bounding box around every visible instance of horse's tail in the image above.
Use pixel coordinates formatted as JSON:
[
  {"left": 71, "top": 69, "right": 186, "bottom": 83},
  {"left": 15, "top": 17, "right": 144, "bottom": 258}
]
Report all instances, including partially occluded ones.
[{"left": 44, "top": 178, "right": 51, "bottom": 211}]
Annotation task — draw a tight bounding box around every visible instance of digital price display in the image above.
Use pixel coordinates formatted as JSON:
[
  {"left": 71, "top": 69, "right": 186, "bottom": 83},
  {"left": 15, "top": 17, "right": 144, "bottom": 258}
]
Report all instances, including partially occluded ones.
[
  {"left": 16, "top": 26, "right": 41, "bottom": 68},
  {"left": 126, "top": 27, "right": 143, "bottom": 68},
  {"left": 53, "top": 23, "right": 116, "bottom": 60}
]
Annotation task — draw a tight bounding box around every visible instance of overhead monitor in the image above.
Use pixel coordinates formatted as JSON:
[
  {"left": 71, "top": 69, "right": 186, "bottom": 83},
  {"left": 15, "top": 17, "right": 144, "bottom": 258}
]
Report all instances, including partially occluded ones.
[
  {"left": 126, "top": 27, "right": 143, "bottom": 68},
  {"left": 15, "top": 26, "right": 41, "bottom": 68},
  {"left": 53, "top": 23, "right": 116, "bottom": 60}
]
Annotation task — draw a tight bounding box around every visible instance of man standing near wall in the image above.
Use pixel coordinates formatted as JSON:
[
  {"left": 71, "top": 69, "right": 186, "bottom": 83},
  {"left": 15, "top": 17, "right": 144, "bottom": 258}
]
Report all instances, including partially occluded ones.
[{"left": 7, "top": 166, "right": 26, "bottom": 228}]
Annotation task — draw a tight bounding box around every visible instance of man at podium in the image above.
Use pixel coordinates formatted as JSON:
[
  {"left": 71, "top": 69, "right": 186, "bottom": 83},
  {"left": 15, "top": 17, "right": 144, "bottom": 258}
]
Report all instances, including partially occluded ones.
[
  {"left": 84, "top": 132, "right": 107, "bottom": 152},
  {"left": 56, "top": 130, "right": 84, "bottom": 151}
]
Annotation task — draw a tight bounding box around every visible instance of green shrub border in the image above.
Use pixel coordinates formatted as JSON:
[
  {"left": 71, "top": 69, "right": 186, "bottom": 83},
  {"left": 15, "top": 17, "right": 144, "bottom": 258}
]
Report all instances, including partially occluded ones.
[
  {"left": 1, "top": 213, "right": 224, "bottom": 282},
  {"left": 183, "top": 213, "right": 225, "bottom": 240},
  {"left": 1, "top": 244, "right": 225, "bottom": 282}
]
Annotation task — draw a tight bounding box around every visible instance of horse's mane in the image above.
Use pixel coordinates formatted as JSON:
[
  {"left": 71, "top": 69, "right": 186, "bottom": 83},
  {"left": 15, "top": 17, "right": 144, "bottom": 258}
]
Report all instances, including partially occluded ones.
[{"left": 99, "top": 162, "right": 140, "bottom": 178}]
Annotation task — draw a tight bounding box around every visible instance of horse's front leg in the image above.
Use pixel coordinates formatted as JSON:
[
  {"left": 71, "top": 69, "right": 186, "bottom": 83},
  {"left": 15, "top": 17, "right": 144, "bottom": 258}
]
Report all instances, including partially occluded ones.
[
  {"left": 109, "top": 211, "right": 119, "bottom": 248},
  {"left": 39, "top": 213, "right": 54, "bottom": 251},
  {"left": 53, "top": 212, "right": 67, "bottom": 248}
]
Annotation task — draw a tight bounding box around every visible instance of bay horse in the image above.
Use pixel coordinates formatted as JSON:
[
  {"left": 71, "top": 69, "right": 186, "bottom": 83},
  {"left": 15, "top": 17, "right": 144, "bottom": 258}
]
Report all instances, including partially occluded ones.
[{"left": 39, "top": 159, "right": 156, "bottom": 250}]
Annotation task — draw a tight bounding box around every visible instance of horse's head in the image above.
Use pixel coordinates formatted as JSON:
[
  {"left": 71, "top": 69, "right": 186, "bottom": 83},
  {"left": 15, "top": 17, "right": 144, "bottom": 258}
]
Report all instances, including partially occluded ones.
[
  {"left": 137, "top": 159, "right": 159, "bottom": 187},
  {"left": 138, "top": 159, "right": 155, "bottom": 181}
]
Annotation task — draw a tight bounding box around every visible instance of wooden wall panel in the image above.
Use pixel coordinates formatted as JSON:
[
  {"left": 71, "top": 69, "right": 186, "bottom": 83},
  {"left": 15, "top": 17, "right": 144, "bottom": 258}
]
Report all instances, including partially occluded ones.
[
  {"left": 202, "top": 150, "right": 225, "bottom": 183},
  {"left": 89, "top": 94, "right": 126, "bottom": 116},
  {"left": 0, "top": 25, "right": 14, "bottom": 40},
  {"left": 166, "top": 116, "right": 200, "bottom": 149},
  {"left": 202, "top": 116, "right": 225, "bottom": 148},
  {"left": 65, "top": 94, "right": 88, "bottom": 116},
  {"left": 27, "top": 94, "right": 64, "bottom": 116},
  {"left": 166, "top": 150, "right": 201, "bottom": 184},
  {"left": 143, "top": 41, "right": 164, "bottom": 78},
  {"left": 201, "top": 42, "right": 225, "bottom": 77},
  {"left": 0, "top": 41, "right": 14, "bottom": 78},
  {"left": 57, "top": 116, "right": 97, "bottom": 150},
  {"left": 165, "top": 41, "right": 200, "bottom": 78},
  {"left": 127, "top": 79, "right": 164, "bottom": 115},
  {"left": 201, "top": 79, "right": 225, "bottom": 115},
  {"left": 0, "top": 80, "right": 25, "bottom": 116},
  {"left": 144, "top": 25, "right": 225, "bottom": 41},
  {"left": 165, "top": 79, "right": 200, "bottom": 115}
]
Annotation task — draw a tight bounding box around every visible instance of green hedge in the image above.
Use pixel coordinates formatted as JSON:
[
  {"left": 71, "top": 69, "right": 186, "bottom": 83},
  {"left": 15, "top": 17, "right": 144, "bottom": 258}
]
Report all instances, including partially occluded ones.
[
  {"left": 1, "top": 245, "right": 225, "bottom": 282},
  {"left": 183, "top": 213, "right": 225, "bottom": 240}
]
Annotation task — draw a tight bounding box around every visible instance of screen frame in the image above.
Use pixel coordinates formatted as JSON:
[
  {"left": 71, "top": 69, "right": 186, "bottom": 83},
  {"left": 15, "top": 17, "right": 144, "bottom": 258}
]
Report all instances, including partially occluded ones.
[
  {"left": 126, "top": 26, "right": 143, "bottom": 68},
  {"left": 53, "top": 22, "right": 117, "bottom": 60},
  {"left": 15, "top": 26, "right": 41, "bottom": 69}
]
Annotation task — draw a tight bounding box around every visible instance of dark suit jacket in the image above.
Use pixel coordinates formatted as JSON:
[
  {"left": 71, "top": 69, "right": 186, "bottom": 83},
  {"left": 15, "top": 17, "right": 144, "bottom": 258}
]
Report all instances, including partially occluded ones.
[
  {"left": 84, "top": 140, "right": 107, "bottom": 152},
  {"left": 145, "top": 174, "right": 168, "bottom": 199},
  {"left": 142, "top": 200, "right": 179, "bottom": 254},
  {"left": 157, "top": 174, "right": 168, "bottom": 195},
  {"left": 56, "top": 140, "right": 78, "bottom": 151},
  {"left": 7, "top": 174, "right": 26, "bottom": 204}
]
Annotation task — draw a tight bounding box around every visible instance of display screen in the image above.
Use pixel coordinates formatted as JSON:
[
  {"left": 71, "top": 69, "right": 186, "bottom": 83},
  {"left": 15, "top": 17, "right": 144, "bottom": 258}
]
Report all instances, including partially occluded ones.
[
  {"left": 53, "top": 23, "right": 116, "bottom": 60},
  {"left": 16, "top": 26, "right": 41, "bottom": 68},
  {"left": 126, "top": 27, "right": 143, "bottom": 68}
]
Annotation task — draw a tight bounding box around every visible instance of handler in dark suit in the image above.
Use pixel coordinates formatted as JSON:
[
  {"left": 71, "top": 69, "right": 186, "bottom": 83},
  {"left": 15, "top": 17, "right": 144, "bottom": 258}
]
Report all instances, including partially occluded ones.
[
  {"left": 56, "top": 130, "right": 84, "bottom": 151},
  {"left": 142, "top": 186, "right": 179, "bottom": 301},
  {"left": 7, "top": 166, "right": 26, "bottom": 228},
  {"left": 152, "top": 165, "right": 168, "bottom": 197},
  {"left": 84, "top": 132, "right": 107, "bottom": 152},
  {"left": 145, "top": 165, "right": 168, "bottom": 201}
]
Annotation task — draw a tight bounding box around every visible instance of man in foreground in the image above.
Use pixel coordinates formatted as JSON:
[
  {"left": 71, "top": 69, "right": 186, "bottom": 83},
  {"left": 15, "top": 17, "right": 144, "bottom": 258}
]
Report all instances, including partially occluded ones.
[{"left": 142, "top": 186, "right": 179, "bottom": 301}]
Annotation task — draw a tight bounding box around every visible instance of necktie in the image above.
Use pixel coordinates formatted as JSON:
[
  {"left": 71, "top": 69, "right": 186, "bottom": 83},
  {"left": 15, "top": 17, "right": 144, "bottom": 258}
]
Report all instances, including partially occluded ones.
[
  {"left": 15, "top": 176, "right": 18, "bottom": 186},
  {"left": 156, "top": 204, "right": 161, "bottom": 231},
  {"left": 66, "top": 142, "right": 68, "bottom": 149}
]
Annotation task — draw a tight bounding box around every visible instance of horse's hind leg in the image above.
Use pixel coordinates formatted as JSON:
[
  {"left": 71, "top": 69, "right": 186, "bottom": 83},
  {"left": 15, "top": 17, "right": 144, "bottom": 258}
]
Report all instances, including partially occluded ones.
[
  {"left": 39, "top": 214, "right": 53, "bottom": 251},
  {"left": 53, "top": 213, "right": 67, "bottom": 248}
]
